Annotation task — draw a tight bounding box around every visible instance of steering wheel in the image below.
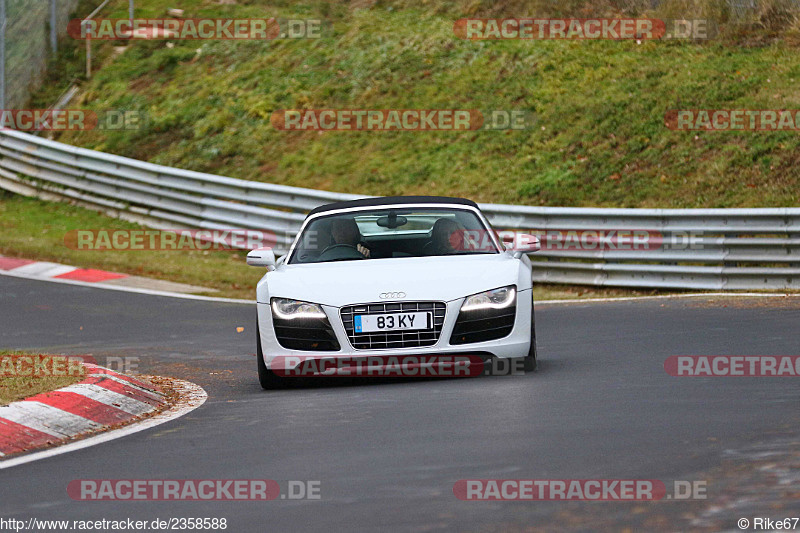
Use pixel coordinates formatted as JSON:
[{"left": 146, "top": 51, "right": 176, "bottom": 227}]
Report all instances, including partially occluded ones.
[{"left": 318, "top": 243, "right": 365, "bottom": 261}]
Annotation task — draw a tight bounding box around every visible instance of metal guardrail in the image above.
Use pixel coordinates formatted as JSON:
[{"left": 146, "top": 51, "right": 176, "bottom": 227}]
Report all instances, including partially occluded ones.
[{"left": 1, "top": 129, "right": 798, "bottom": 290}]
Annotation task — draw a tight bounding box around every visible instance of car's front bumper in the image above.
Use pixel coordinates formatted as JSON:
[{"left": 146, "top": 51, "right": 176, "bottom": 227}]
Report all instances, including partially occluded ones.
[{"left": 256, "top": 289, "right": 533, "bottom": 368}]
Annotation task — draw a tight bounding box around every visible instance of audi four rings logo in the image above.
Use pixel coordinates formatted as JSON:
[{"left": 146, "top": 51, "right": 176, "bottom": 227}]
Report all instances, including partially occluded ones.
[{"left": 379, "top": 292, "right": 406, "bottom": 299}]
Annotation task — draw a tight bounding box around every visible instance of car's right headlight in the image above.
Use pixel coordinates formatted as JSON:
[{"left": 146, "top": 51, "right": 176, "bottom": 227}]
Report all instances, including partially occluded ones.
[
  {"left": 271, "top": 298, "right": 327, "bottom": 320},
  {"left": 451, "top": 286, "right": 517, "bottom": 345},
  {"left": 269, "top": 298, "right": 339, "bottom": 351}
]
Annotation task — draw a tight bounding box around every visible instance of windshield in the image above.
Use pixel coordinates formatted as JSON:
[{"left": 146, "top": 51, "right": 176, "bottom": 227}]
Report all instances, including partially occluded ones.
[{"left": 288, "top": 208, "right": 499, "bottom": 264}]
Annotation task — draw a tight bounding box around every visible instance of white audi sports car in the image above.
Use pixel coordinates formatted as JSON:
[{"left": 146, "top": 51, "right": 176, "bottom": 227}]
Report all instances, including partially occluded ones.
[{"left": 247, "top": 196, "right": 540, "bottom": 389}]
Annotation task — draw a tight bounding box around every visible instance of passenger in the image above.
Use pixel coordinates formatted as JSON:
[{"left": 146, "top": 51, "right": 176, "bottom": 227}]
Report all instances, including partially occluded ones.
[{"left": 428, "top": 218, "right": 463, "bottom": 255}]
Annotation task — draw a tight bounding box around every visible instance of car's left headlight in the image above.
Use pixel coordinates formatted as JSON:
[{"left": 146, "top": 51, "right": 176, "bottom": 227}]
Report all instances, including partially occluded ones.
[
  {"left": 271, "top": 298, "right": 327, "bottom": 320},
  {"left": 460, "top": 286, "right": 516, "bottom": 312}
]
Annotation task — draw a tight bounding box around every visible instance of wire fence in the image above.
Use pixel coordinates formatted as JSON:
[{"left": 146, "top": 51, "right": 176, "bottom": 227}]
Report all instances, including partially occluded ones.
[{"left": 0, "top": 0, "right": 79, "bottom": 109}]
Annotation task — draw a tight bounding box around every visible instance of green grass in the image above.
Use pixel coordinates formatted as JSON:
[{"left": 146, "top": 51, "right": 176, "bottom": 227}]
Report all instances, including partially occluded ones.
[
  {"left": 28, "top": 0, "right": 800, "bottom": 208},
  {"left": 0, "top": 191, "right": 264, "bottom": 299},
  {"left": 0, "top": 350, "right": 86, "bottom": 406}
]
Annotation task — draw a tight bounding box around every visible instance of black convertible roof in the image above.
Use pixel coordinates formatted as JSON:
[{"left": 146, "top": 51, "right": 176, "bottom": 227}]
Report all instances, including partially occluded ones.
[{"left": 307, "top": 196, "right": 478, "bottom": 217}]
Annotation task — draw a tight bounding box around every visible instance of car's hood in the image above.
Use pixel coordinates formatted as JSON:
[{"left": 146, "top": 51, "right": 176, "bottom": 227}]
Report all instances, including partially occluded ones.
[{"left": 258, "top": 254, "right": 523, "bottom": 307}]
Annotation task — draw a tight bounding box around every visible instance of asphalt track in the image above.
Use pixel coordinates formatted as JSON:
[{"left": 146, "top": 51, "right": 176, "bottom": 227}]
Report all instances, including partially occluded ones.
[{"left": 0, "top": 275, "right": 798, "bottom": 531}]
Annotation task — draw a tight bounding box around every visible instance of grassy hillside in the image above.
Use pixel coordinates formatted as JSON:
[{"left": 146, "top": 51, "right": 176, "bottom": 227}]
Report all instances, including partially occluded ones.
[{"left": 29, "top": 0, "right": 800, "bottom": 207}]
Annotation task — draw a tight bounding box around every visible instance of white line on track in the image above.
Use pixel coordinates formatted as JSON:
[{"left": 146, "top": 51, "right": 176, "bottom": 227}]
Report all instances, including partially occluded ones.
[
  {"left": 0, "top": 379, "right": 207, "bottom": 470},
  {"left": 0, "top": 269, "right": 252, "bottom": 304}
]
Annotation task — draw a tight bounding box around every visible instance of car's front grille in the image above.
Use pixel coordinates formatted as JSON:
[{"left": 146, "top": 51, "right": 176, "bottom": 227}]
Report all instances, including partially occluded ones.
[{"left": 340, "top": 302, "right": 446, "bottom": 350}]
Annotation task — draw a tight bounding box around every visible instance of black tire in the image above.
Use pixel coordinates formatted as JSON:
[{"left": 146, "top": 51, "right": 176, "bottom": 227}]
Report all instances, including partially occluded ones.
[
  {"left": 509, "top": 300, "right": 537, "bottom": 374},
  {"left": 256, "top": 322, "right": 290, "bottom": 390},
  {"left": 523, "top": 296, "right": 538, "bottom": 373}
]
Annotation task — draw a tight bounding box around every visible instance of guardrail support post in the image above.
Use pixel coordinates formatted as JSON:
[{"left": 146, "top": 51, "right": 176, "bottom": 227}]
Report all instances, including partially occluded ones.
[
  {"left": 50, "top": 0, "right": 57, "bottom": 52},
  {"left": 0, "top": 0, "right": 5, "bottom": 109},
  {"left": 85, "top": 35, "right": 91, "bottom": 78},
  {"left": 82, "top": 0, "right": 114, "bottom": 79}
]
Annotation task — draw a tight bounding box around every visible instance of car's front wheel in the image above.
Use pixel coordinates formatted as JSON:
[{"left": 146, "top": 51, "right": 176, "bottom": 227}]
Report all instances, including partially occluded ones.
[
  {"left": 523, "top": 298, "right": 537, "bottom": 372},
  {"left": 510, "top": 322, "right": 537, "bottom": 373},
  {"left": 256, "top": 322, "right": 291, "bottom": 390},
  {"left": 524, "top": 330, "right": 537, "bottom": 372}
]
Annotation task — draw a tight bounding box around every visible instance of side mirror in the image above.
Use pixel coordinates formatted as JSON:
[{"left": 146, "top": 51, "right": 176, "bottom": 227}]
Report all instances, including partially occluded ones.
[
  {"left": 246, "top": 248, "right": 276, "bottom": 268},
  {"left": 508, "top": 234, "right": 541, "bottom": 258}
]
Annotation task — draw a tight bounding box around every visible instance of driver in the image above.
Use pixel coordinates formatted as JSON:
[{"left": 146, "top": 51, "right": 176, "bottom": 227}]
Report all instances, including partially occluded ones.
[{"left": 330, "top": 218, "right": 370, "bottom": 258}]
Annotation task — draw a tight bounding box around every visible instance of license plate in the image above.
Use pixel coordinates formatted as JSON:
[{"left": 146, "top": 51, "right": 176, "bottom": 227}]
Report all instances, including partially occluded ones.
[{"left": 354, "top": 312, "right": 431, "bottom": 333}]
